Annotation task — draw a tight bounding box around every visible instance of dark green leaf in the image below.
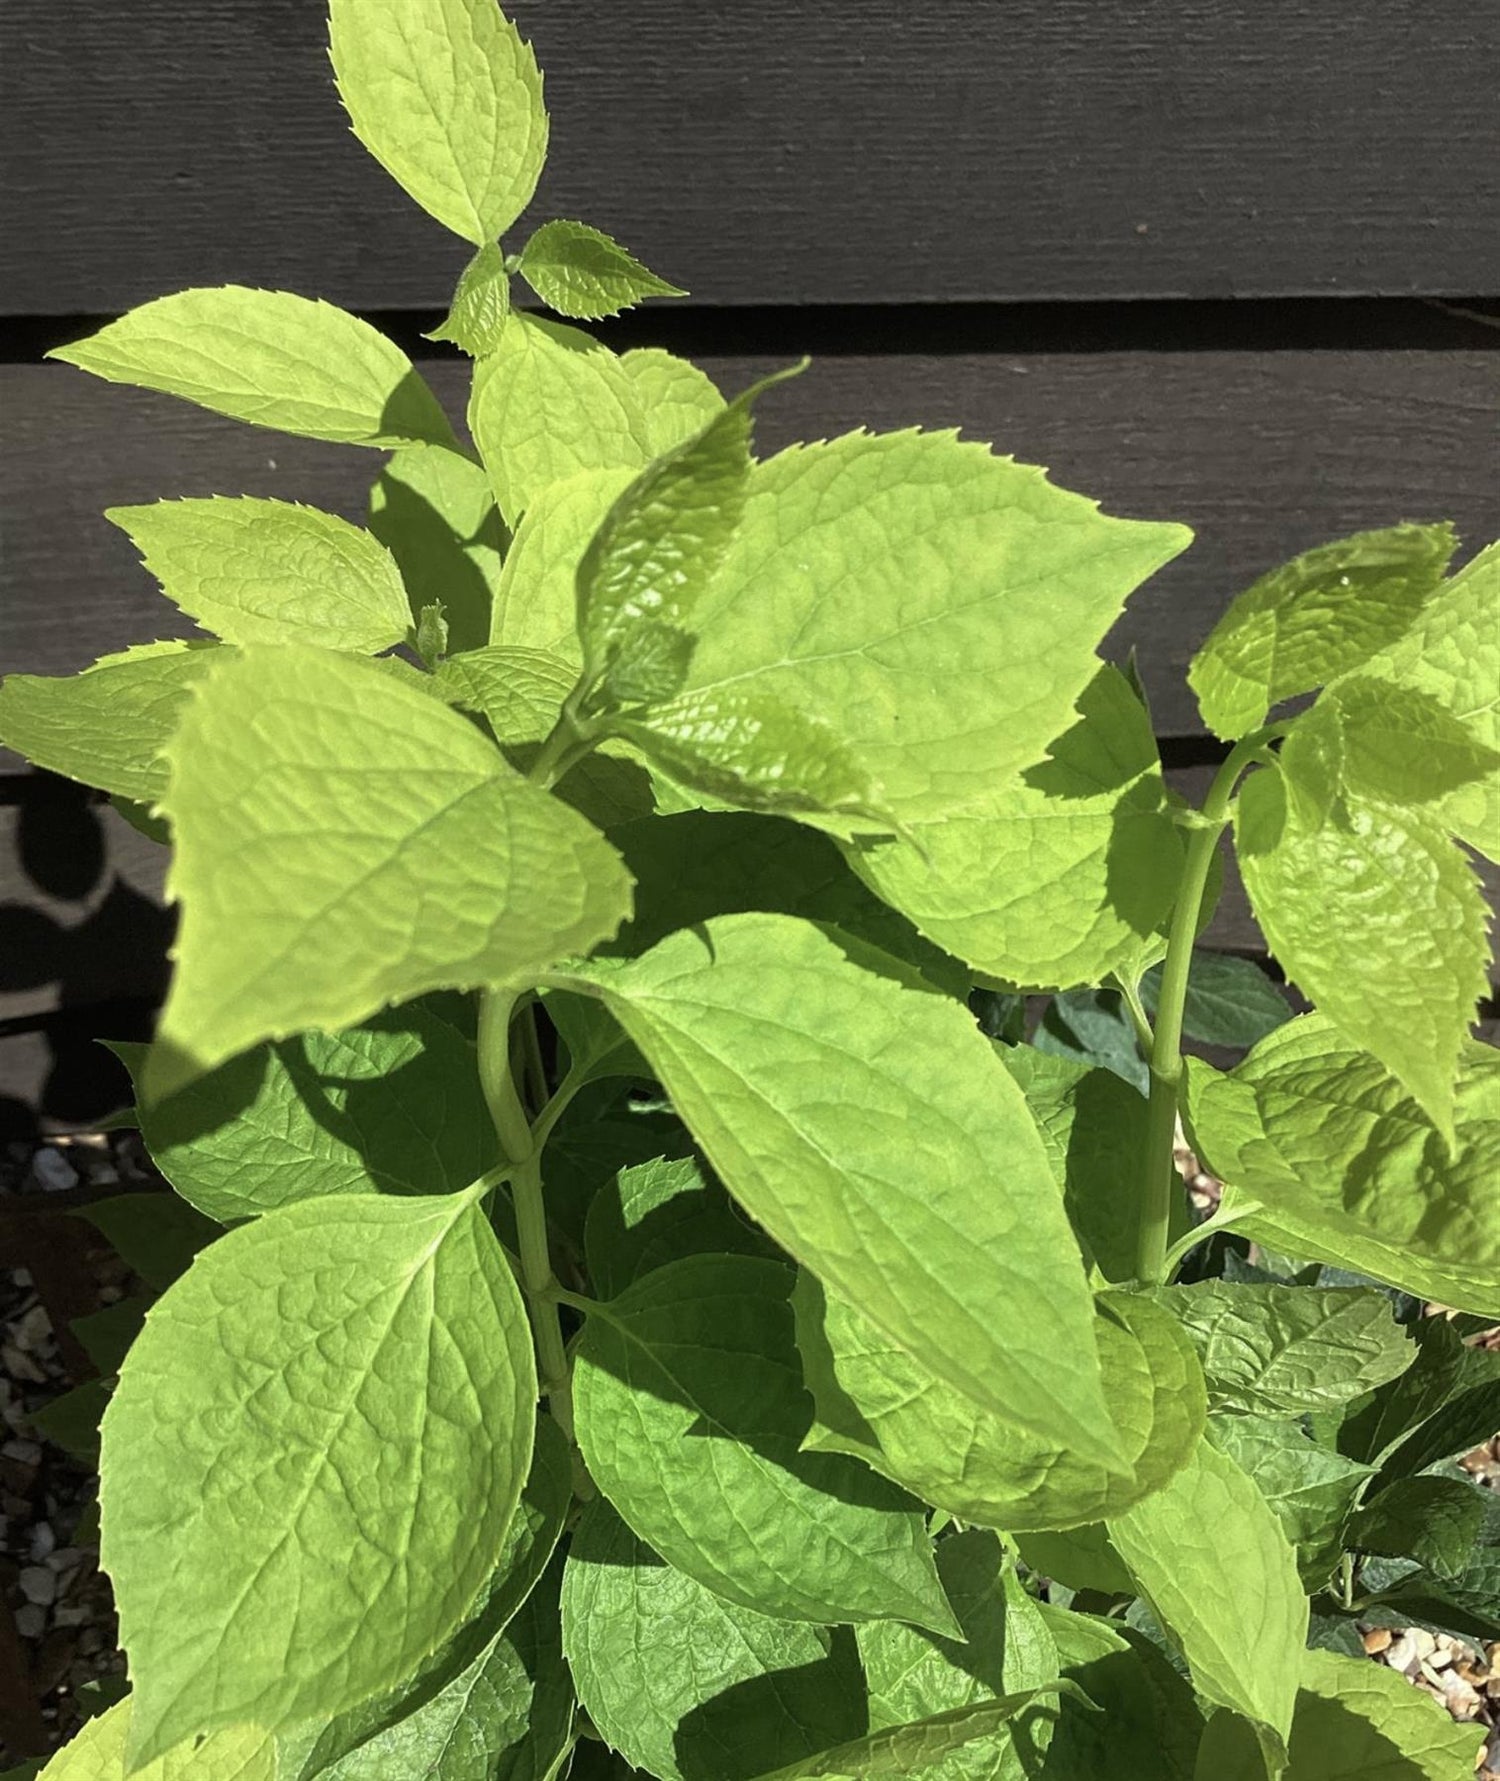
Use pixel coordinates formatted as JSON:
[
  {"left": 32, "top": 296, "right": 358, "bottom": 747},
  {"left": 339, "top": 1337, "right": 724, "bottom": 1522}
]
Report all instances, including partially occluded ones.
[{"left": 1141, "top": 952, "right": 1291, "bottom": 1050}]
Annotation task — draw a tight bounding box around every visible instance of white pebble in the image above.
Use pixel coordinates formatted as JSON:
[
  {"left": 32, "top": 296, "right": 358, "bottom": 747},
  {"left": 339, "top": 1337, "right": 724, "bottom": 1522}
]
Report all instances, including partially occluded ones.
[{"left": 32, "top": 1146, "right": 79, "bottom": 1191}]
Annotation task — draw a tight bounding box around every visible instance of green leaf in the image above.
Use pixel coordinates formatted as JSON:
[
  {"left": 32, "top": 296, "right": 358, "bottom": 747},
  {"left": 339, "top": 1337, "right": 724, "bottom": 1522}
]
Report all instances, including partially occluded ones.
[
  {"left": 620, "top": 349, "right": 726, "bottom": 454},
  {"left": 37, "top": 1699, "right": 273, "bottom": 1781},
  {"left": 72, "top": 1295, "right": 149, "bottom": 1376},
  {"left": 368, "top": 444, "right": 505, "bottom": 656},
  {"left": 50, "top": 288, "right": 458, "bottom": 448},
  {"left": 1186, "top": 1017, "right": 1500, "bottom": 1318},
  {"left": 1284, "top": 1647, "right": 1482, "bottom": 1779},
  {"left": 849, "top": 663, "right": 1183, "bottom": 988},
  {"left": 563, "top": 912, "right": 1116, "bottom": 1464},
  {"left": 561, "top": 1500, "right": 866, "bottom": 1781},
  {"left": 1032, "top": 987, "right": 1148, "bottom": 1094},
  {"left": 614, "top": 688, "right": 899, "bottom": 835},
  {"left": 539, "top": 1079, "right": 695, "bottom": 1251},
  {"left": 1305, "top": 676, "right": 1500, "bottom": 809},
  {"left": 995, "top": 1047, "right": 1155, "bottom": 1283},
  {"left": 1039, "top": 1606, "right": 1205, "bottom": 1781},
  {"left": 114, "top": 1001, "right": 492, "bottom": 1221},
  {"left": 1350, "top": 1475, "right": 1488, "bottom": 1578},
  {"left": 469, "top": 315, "right": 649, "bottom": 525},
  {"left": 609, "top": 811, "right": 967, "bottom": 998},
  {"left": 1206, "top": 1416, "right": 1374, "bottom": 1585},
  {"left": 148, "top": 645, "right": 632, "bottom": 1097},
  {"left": 576, "top": 367, "right": 802, "bottom": 703},
  {"left": 74, "top": 1193, "right": 218, "bottom": 1290},
  {"left": 795, "top": 1277, "right": 1206, "bottom": 1532},
  {"left": 328, "top": 0, "right": 547, "bottom": 244},
  {"left": 1187, "top": 523, "right": 1457, "bottom": 740},
  {"left": 427, "top": 243, "right": 512, "bottom": 355},
  {"left": 1140, "top": 951, "right": 1291, "bottom": 1050},
  {"left": 315, "top": 1554, "right": 574, "bottom": 1781},
  {"left": 572, "top": 1255, "right": 955, "bottom": 1631},
  {"left": 519, "top": 219, "right": 686, "bottom": 318},
  {"left": 105, "top": 497, "right": 412, "bottom": 652},
  {"left": 1155, "top": 1282, "right": 1416, "bottom": 1417},
  {"left": 1013, "top": 1524, "right": 1133, "bottom": 1597},
  {"left": 584, "top": 1154, "right": 773, "bottom": 1300},
  {"left": 284, "top": 1413, "right": 572, "bottom": 1781},
  {"left": 489, "top": 469, "right": 636, "bottom": 651},
  {"left": 100, "top": 1189, "right": 536, "bottom": 1763},
  {"left": 0, "top": 643, "right": 218, "bottom": 803},
  {"left": 1235, "top": 760, "right": 1489, "bottom": 1138},
  {"left": 1347, "top": 539, "right": 1500, "bottom": 860},
  {"left": 1109, "top": 1436, "right": 1308, "bottom": 1754},
  {"left": 682, "top": 434, "right": 1191, "bottom": 827},
  {"left": 1334, "top": 1318, "right": 1500, "bottom": 1474}
]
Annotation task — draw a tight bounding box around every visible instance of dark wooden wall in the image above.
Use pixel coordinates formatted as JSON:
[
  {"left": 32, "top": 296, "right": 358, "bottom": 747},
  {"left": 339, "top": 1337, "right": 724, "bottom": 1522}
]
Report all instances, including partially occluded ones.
[{"left": 2, "top": 2, "right": 1498, "bottom": 1125}]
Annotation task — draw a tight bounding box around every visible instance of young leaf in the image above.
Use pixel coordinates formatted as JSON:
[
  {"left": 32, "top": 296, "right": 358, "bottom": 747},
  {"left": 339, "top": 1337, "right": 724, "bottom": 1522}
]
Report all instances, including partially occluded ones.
[
  {"left": 368, "top": 444, "right": 505, "bottom": 656},
  {"left": 105, "top": 498, "right": 412, "bottom": 652},
  {"left": 583, "top": 1154, "right": 774, "bottom": 1300},
  {"left": 561, "top": 912, "right": 1117, "bottom": 1465},
  {"left": 1187, "top": 523, "right": 1456, "bottom": 740},
  {"left": 571, "top": 1255, "right": 956, "bottom": 1631},
  {"left": 100, "top": 1190, "right": 536, "bottom": 1763},
  {"left": 427, "top": 243, "right": 512, "bottom": 355},
  {"left": 1235, "top": 759, "right": 1489, "bottom": 1137},
  {"left": 283, "top": 1413, "right": 573, "bottom": 1781},
  {"left": 620, "top": 348, "right": 726, "bottom": 453},
  {"left": 576, "top": 366, "right": 802, "bottom": 704},
  {"left": 114, "top": 1001, "right": 492, "bottom": 1221},
  {"left": 1109, "top": 1437, "right": 1308, "bottom": 1756},
  {"left": 1346, "top": 539, "right": 1500, "bottom": 860},
  {"left": 1139, "top": 950, "right": 1291, "bottom": 1050},
  {"left": 0, "top": 643, "right": 218, "bottom": 803},
  {"left": 469, "top": 315, "right": 649, "bottom": 524},
  {"left": 1285, "top": 1648, "right": 1483, "bottom": 1779},
  {"left": 612, "top": 688, "right": 899, "bottom": 834},
  {"left": 1187, "top": 1018, "right": 1500, "bottom": 1318},
  {"left": 1154, "top": 1281, "right": 1416, "bottom": 1417},
  {"left": 1207, "top": 1417, "right": 1374, "bottom": 1585},
  {"left": 488, "top": 468, "right": 638, "bottom": 651},
  {"left": 1335, "top": 1316, "right": 1494, "bottom": 1470},
  {"left": 519, "top": 219, "right": 686, "bottom": 318},
  {"left": 1349, "top": 1475, "right": 1488, "bottom": 1578},
  {"left": 49, "top": 288, "right": 458, "bottom": 448},
  {"left": 561, "top": 1500, "right": 867, "bottom": 1781},
  {"left": 1307, "top": 675, "right": 1500, "bottom": 809},
  {"left": 148, "top": 645, "right": 632, "bottom": 1097},
  {"left": 37, "top": 1699, "right": 273, "bottom": 1781},
  {"left": 328, "top": 0, "right": 547, "bottom": 244},
  {"left": 682, "top": 433, "right": 1191, "bottom": 826},
  {"left": 795, "top": 1277, "right": 1206, "bottom": 1532},
  {"left": 848, "top": 662, "right": 1183, "bottom": 988}
]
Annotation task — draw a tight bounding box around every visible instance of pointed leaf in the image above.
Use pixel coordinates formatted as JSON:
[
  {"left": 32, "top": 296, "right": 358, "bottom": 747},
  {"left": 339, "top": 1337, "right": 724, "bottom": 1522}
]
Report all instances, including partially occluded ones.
[
  {"left": 329, "top": 0, "right": 547, "bottom": 243},
  {"left": 368, "top": 444, "right": 505, "bottom": 656},
  {"left": 572, "top": 1255, "right": 955, "bottom": 1630},
  {"left": 0, "top": 643, "right": 217, "bottom": 802},
  {"left": 1235, "top": 760, "right": 1489, "bottom": 1136},
  {"left": 584, "top": 1154, "right": 774, "bottom": 1300},
  {"left": 1110, "top": 1437, "right": 1307, "bottom": 1754},
  {"left": 850, "top": 663, "right": 1183, "bottom": 987},
  {"left": 1186, "top": 1018, "right": 1500, "bottom": 1318},
  {"left": 1309, "top": 676, "right": 1500, "bottom": 808},
  {"left": 1349, "top": 1474, "right": 1489, "bottom": 1577},
  {"left": 470, "top": 314, "right": 649, "bottom": 524},
  {"left": 1140, "top": 950, "right": 1291, "bottom": 1050},
  {"left": 1188, "top": 523, "right": 1456, "bottom": 740},
  {"left": 519, "top": 219, "right": 685, "bottom": 319},
  {"left": 149, "top": 645, "right": 632, "bottom": 1096},
  {"left": 100, "top": 1190, "right": 536, "bottom": 1762},
  {"left": 796, "top": 1277, "right": 1206, "bottom": 1532},
  {"left": 74, "top": 1194, "right": 218, "bottom": 1291},
  {"left": 1207, "top": 1417, "right": 1374, "bottom": 1585},
  {"left": 50, "top": 288, "right": 457, "bottom": 448},
  {"left": 106, "top": 497, "right": 411, "bottom": 651},
  {"left": 1155, "top": 1282, "right": 1416, "bottom": 1417},
  {"left": 620, "top": 348, "right": 726, "bottom": 453},
  {"left": 1285, "top": 1648, "right": 1482, "bottom": 1779},
  {"left": 561, "top": 1500, "right": 866, "bottom": 1781},
  {"left": 37, "top": 1700, "right": 273, "bottom": 1781},
  {"left": 563, "top": 912, "right": 1116, "bottom": 1464},
  {"left": 116, "top": 1001, "right": 492, "bottom": 1221},
  {"left": 427, "top": 243, "right": 512, "bottom": 355}
]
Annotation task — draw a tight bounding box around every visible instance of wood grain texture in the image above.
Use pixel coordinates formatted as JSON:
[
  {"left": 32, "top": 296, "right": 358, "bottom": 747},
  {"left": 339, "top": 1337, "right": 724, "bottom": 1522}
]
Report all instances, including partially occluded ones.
[
  {"left": 6, "top": 348, "right": 1497, "bottom": 737},
  {"left": 4, "top": 0, "right": 1499, "bottom": 314}
]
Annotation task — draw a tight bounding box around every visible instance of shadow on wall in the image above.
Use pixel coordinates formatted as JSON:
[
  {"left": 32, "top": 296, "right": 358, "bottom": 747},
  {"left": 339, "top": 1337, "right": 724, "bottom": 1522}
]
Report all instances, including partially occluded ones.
[{"left": 0, "top": 774, "right": 173, "bottom": 1137}]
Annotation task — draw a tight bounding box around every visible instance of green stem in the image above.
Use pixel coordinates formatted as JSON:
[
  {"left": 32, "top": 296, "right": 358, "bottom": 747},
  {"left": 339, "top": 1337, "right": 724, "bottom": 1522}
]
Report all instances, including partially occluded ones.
[
  {"left": 1134, "top": 728, "right": 1280, "bottom": 1284},
  {"left": 477, "top": 989, "right": 578, "bottom": 1445}
]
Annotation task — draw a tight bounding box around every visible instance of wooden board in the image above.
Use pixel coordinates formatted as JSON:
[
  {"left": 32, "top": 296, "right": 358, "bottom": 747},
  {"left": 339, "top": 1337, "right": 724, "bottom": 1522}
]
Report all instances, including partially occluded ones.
[
  {"left": 6, "top": 345, "right": 1498, "bottom": 739},
  {"left": 4, "top": 1, "right": 1499, "bottom": 314}
]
